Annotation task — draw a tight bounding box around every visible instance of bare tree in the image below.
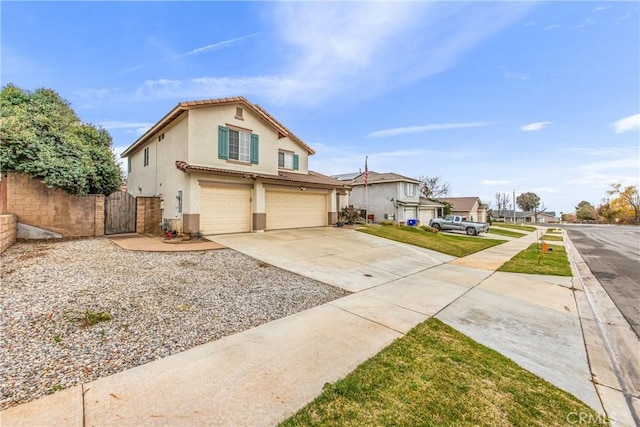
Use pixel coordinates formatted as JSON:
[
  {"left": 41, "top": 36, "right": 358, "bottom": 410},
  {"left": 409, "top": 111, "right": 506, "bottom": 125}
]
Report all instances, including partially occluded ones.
[
  {"left": 494, "top": 192, "right": 511, "bottom": 219},
  {"left": 419, "top": 176, "right": 451, "bottom": 199}
]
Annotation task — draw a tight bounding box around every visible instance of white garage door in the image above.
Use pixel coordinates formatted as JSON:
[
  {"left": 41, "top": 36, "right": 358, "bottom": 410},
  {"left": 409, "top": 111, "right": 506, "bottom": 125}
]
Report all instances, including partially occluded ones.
[
  {"left": 266, "top": 190, "right": 326, "bottom": 230},
  {"left": 200, "top": 185, "right": 251, "bottom": 234},
  {"left": 404, "top": 207, "right": 417, "bottom": 221},
  {"left": 419, "top": 209, "right": 435, "bottom": 224}
]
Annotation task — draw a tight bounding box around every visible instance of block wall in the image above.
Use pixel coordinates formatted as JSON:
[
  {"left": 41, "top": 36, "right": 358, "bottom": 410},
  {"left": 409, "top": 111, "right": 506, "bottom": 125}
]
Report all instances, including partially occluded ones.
[
  {"left": 2, "top": 172, "right": 105, "bottom": 237},
  {"left": 0, "top": 214, "right": 17, "bottom": 253}
]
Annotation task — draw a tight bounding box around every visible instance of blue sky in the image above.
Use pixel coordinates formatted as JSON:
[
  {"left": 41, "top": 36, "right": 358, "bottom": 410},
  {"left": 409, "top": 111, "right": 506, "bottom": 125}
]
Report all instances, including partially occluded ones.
[{"left": 2, "top": 1, "right": 639, "bottom": 215}]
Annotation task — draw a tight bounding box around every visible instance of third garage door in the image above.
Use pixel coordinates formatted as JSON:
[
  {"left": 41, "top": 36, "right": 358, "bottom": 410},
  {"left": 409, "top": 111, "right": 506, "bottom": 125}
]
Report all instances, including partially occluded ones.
[{"left": 266, "top": 190, "right": 327, "bottom": 230}]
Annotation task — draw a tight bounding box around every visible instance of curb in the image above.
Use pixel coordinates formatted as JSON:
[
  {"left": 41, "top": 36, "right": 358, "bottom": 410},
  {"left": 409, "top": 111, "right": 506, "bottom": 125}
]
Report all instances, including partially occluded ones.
[{"left": 564, "top": 231, "right": 640, "bottom": 427}]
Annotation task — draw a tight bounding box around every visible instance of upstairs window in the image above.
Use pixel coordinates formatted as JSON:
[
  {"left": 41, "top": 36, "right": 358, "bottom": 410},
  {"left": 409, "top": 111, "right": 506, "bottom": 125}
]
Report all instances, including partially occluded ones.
[
  {"left": 404, "top": 182, "right": 416, "bottom": 196},
  {"left": 229, "top": 129, "right": 251, "bottom": 163},
  {"left": 218, "top": 126, "right": 259, "bottom": 164},
  {"left": 278, "top": 151, "right": 299, "bottom": 170},
  {"left": 143, "top": 147, "right": 150, "bottom": 167}
]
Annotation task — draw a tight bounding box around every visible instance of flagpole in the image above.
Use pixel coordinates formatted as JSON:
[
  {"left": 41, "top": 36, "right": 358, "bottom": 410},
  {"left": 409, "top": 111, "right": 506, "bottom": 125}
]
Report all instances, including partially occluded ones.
[{"left": 365, "top": 155, "right": 369, "bottom": 223}]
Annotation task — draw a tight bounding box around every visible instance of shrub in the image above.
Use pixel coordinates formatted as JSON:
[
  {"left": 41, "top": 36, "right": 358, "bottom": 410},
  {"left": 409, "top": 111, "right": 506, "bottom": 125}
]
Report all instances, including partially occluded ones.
[
  {"left": 419, "top": 225, "right": 439, "bottom": 233},
  {"left": 339, "top": 206, "right": 364, "bottom": 224}
]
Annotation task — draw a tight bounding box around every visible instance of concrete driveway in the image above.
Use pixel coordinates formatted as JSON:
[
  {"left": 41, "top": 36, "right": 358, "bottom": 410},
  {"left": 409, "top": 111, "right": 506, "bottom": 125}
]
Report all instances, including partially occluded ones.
[
  {"left": 212, "top": 227, "right": 455, "bottom": 292},
  {"left": 6, "top": 226, "right": 629, "bottom": 425}
]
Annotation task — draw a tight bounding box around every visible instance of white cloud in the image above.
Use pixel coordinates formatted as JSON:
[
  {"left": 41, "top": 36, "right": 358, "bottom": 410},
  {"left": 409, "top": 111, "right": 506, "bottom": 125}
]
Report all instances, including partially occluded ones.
[
  {"left": 561, "top": 146, "right": 638, "bottom": 157},
  {"left": 544, "top": 24, "right": 560, "bottom": 30},
  {"left": 481, "top": 180, "right": 510, "bottom": 185},
  {"left": 100, "top": 121, "right": 154, "bottom": 130},
  {"left": 530, "top": 187, "right": 557, "bottom": 193},
  {"left": 177, "top": 34, "right": 259, "bottom": 59},
  {"left": 135, "top": 79, "right": 182, "bottom": 97},
  {"left": 369, "top": 122, "right": 493, "bottom": 138},
  {"left": 502, "top": 68, "right": 529, "bottom": 81},
  {"left": 265, "top": 2, "right": 535, "bottom": 105},
  {"left": 568, "top": 173, "right": 639, "bottom": 187},
  {"left": 520, "top": 121, "right": 551, "bottom": 131},
  {"left": 576, "top": 158, "right": 639, "bottom": 172},
  {"left": 120, "top": 34, "right": 258, "bottom": 74},
  {"left": 570, "top": 18, "right": 596, "bottom": 30},
  {"left": 76, "top": 88, "right": 114, "bottom": 99},
  {"left": 593, "top": 6, "right": 609, "bottom": 12},
  {"left": 613, "top": 113, "right": 640, "bottom": 133}
]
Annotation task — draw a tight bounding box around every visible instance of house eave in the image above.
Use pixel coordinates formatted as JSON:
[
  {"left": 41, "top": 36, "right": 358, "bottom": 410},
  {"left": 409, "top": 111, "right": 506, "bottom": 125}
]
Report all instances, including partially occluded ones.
[{"left": 175, "top": 161, "right": 349, "bottom": 190}]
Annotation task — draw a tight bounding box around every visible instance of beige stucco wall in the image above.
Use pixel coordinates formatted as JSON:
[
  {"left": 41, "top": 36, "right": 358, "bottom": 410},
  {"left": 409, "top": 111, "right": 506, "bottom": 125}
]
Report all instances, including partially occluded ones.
[
  {"left": 187, "top": 105, "right": 310, "bottom": 176},
  {"left": 277, "top": 136, "right": 309, "bottom": 174},
  {"left": 126, "top": 116, "right": 191, "bottom": 220}
]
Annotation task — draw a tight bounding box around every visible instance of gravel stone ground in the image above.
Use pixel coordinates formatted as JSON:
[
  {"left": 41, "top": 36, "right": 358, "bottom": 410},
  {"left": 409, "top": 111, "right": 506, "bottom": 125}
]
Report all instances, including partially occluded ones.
[{"left": 0, "top": 238, "right": 350, "bottom": 410}]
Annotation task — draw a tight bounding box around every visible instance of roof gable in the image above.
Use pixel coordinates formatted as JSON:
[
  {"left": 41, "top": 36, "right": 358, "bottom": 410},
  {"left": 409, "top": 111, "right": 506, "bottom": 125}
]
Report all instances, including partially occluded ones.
[
  {"left": 351, "top": 171, "right": 420, "bottom": 185},
  {"left": 121, "top": 96, "right": 315, "bottom": 157},
  {"left": 437, "top": 197, "right": 482, "bottom": 211}
]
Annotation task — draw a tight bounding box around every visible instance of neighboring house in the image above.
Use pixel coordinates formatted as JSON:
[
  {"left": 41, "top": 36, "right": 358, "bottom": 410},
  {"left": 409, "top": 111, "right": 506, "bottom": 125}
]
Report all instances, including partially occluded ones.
[
  {"left": 122, "top": 97, "right": 349, "bottom": 235},
  {"left": 492, "top": 210, "right": 558, "bottom": 223},
  {"left": 436, "top": 197, "right": 488, "bottom": 223},
  {"left": 334, "top": 171, "right": 443, "bottom": 224}
]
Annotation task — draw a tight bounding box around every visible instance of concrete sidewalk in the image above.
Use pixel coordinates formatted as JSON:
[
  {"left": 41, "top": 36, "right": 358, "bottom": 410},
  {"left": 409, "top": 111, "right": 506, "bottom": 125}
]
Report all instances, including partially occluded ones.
[{"left": 2, "top": 227, "right": 635, "bottom": 426}]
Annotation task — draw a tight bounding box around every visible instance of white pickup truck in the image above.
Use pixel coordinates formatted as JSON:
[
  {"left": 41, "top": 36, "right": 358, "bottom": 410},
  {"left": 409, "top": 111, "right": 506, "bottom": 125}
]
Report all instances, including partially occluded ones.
[{"left": 428, "top": 215, "right": 490, "bottom": 236}]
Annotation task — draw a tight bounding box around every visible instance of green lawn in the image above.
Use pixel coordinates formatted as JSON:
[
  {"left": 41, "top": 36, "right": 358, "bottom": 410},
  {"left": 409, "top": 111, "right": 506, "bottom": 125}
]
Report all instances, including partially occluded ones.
[
  {"left": 281, "top": 318, "right": 601, "bottom": 427},
  {"left": 540, "top": 234, "right": 564, "bottom": 241},
  {"left": 491, "top": 222, "right": 537, "bottom": 232},
  {"left": 488, "top": 228, "right": 527, "bottom": 238},
  {"left": 498, "top": 243, "right": 572, "bottom": 276},
  {"left": 357, "top": 225, "right": 504, "bottom": 257}
]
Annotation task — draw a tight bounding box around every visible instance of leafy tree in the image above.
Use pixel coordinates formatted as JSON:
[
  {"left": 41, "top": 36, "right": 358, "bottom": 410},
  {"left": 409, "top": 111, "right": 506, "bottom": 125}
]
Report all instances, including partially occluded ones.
[
  {"left": 441, "top": 201, "right": 452, "bottom": 217},
  {"left": 0, "top": 84, "right": 122, "bottom": 195},
  {"left": 607, "top": 183, "right": 640, "bottom": 224},
  {"left": 575, "top": 201, "right": 597, "bottom": 222},
  {"left": 516, "top": 192, "right": 545, "bottom": 222},
  {"left": 419, "top": 176, "right": 451, "bottom": 199},
  {"left": 597, "top": 201, "right": 619, "bottom": 224}
]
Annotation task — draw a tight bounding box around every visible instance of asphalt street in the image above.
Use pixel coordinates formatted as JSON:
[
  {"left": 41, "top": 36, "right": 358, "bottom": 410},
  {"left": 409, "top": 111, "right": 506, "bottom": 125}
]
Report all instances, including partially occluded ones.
[{"left": 555, "top": 224, "right": 640, "bottom": 338}]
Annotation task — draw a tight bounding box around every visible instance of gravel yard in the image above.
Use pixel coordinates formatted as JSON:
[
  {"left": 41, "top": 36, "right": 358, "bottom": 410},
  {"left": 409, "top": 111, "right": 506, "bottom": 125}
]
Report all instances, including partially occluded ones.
[{"left": 0, "top": 238, "right": 350, "bottom": 410}]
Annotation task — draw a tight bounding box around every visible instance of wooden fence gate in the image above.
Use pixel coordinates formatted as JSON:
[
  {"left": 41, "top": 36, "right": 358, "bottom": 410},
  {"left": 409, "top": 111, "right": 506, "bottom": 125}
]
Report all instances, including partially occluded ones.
[{"left": 105, "top": 191, "right": 136, "bottom": 234}]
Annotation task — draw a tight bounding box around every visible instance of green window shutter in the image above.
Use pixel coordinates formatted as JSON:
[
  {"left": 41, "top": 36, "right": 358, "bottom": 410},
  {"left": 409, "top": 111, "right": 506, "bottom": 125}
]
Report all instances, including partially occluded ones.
[
  {"left": 218, "top": 126, "right": 229, "bottom": 159},
  {"left": 293, "top": 154, "right": 299, "bottom": 170},
  {"left": 250, "top": 134, "right": 259, "bottom": 164}
]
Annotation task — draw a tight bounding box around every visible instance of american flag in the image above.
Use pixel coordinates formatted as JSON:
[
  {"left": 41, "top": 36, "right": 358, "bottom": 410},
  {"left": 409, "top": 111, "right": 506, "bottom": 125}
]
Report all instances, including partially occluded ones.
[{"left": 364, "top": 156, "right": 369, "bottom": 187}]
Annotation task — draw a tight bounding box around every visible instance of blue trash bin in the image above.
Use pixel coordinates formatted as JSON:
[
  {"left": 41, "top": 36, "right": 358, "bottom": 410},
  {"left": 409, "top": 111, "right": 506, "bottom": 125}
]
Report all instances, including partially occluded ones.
[{"left": 407, "top": 219, "right": 419, "bottom": 226}]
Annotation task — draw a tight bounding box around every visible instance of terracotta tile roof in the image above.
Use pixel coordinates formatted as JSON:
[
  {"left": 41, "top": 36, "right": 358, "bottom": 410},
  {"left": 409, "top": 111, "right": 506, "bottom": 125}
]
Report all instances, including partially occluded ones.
[
  {"left": 351, "top": 171, "right": 420, "bottom": 185},
  {"left": 175, "top": 161, "right": 349, "bottom": 188},
  {"left": 436, "top": 197, "right": 482, "bottom": 211},
  {"left": 122, "top": 97, "right": 315, "bottom": 157}
]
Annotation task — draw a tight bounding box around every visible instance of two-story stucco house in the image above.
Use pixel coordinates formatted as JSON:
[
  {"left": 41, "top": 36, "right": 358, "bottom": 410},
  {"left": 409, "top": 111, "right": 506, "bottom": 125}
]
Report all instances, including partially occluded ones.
[
  {"left": 122, "top": 97, "right": 349, "bottom": 235},
  {"left": 337, "top": 171, "right": 443, "bottom": 224}
]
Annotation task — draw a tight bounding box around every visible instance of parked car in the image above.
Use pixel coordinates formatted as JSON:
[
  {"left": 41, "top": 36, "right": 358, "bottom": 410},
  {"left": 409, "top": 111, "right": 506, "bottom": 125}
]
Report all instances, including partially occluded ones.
[{"left": 429, "top": 215, "right": 489, "bottom": 236}]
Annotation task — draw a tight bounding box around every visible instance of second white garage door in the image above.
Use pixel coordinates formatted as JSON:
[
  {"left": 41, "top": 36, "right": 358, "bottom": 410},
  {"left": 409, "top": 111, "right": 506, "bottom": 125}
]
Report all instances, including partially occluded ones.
[
  {"left": 200, "top": 185, "right": 251, "bottom": 234},
  {"left": 266, "top": 190, "right": 327, "bottom": 230}
]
